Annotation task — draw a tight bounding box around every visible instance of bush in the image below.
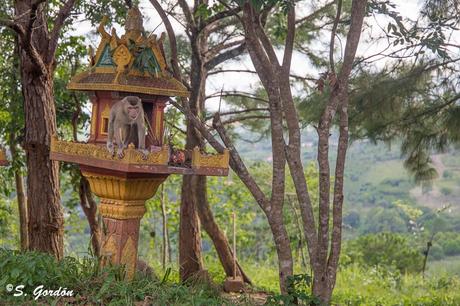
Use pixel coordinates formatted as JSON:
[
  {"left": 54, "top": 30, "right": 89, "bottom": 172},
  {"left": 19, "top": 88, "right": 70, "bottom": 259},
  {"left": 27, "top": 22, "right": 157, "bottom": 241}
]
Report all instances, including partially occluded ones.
[
  {"left": 343, "top": 211, "right": 360, "bottom": 228},
  {"left": 443, "top": 170, "right": 454, "bottom": 179},
  {"left": 0, "top": 249, "right": 229, "bottom": 305},
  {"left": 363, "top": 207, "right": 407, "bottom": 234},
  {"left": 333, "top": 264, "right": 460, "bottom": 306},
  {"left": 441, "top": 186, "right": 453, "bottom": 196},
  {"left": 428, "top": 243, "right": 445, "bottom": 260},
  {"left": 443, "top": 240, "right": 460, "bottom": 256},
  {"left": 344, "top": 232, "right": 424, "bottom": 273}
]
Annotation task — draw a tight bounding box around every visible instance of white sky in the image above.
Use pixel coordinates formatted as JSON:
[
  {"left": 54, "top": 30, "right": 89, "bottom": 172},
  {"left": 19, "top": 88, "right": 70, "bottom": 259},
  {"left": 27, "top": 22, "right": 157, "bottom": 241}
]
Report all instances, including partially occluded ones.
[{"left": 69, "top": 0, "right": 432, "bottom": 112}]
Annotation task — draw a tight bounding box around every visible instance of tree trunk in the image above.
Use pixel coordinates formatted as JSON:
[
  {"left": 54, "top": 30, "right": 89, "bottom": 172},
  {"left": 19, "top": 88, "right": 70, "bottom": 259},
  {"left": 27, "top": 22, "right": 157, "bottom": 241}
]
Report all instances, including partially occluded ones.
[
  {"left": 15, "top": 171, "right": 28, "bottom": 251},
  {"left": 160, "top": 183, "right": 169, "bottom": 269},
  {"left": 179, "top": 30, "right": 207, "bottom": 281},
  {"left": 179, "top": 174, "right": 204, "bottom": 280},
  {"left": 9, "top": 135, "right": 28, "bottom": 251},
  {"left": 14, "top": 0, "right": 65, "bottom": 259},
  {"left": 196, "top": 176, "right": 252, "bottom": 284},
  {"left": 21, "top": 71, "right": 63, "bottom": 258},
  {"left": 267, "top": 211, "right": 293, "bottom": 294},
  {"left": 78, "top": 175, "right": 101, "bottom": 257}
]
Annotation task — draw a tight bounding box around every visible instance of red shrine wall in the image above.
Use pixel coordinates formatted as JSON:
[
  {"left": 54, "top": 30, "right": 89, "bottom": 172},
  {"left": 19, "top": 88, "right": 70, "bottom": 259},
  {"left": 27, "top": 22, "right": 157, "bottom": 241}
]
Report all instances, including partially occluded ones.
[{"left": 88, "top": 91, "right": 167, "bottom": 148}]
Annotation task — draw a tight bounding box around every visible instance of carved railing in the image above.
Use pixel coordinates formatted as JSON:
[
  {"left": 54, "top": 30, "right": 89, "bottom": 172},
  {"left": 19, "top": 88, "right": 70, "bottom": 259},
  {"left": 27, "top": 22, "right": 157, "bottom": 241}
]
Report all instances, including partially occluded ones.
[
  {"left": 51, "top": 136, "right": 169, "bottom": 165},
  {"left": 191, "top": 147, "right": 229, "bottom": 169}
]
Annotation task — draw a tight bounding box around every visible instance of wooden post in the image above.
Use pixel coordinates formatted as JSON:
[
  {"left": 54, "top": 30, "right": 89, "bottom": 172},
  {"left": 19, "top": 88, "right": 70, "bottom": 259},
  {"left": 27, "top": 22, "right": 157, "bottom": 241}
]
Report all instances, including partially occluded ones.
[
  {"left": 232, "top": 211, "right": 236, "bottom": 279},
  {"left": 223, "top": 211, "right": 244, "bottom": 292}
]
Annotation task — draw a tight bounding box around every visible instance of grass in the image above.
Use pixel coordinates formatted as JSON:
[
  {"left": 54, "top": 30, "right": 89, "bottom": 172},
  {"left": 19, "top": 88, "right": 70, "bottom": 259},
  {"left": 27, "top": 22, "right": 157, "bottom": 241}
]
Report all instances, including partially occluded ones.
[
  {"left": 363, "top": 160, "right": 408, "bottom": 185},
  {"left": 334, "top": 264, "right": 460, "bottom": 306},
  {"left": 1, "top": 249, "right": 460, "bottom": 305},
  {"left": 427, "top": 255, "right": 460, "bottom": 277}
]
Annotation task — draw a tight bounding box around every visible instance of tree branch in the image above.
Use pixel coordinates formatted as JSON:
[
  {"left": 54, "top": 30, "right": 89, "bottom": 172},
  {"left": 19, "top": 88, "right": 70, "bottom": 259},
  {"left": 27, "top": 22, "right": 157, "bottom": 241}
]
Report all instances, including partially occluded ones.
[
  {"left": 205, "top": 108, "right": 269, "bottom": 120},
  {"left": 199, "top": 6, "right": 242, "bottom": 31},
  {"left": 222, "top": 114, "right": 270, "bottom": 125},
  {"left": 178, "top": 0, "right": 196, "bottom": 32},
  {"left": 6, "top": 0, "right": 48, "bottom": 75},
  {"left": 47, "top": 0, "right": 77, "bottom": 64},
  {"left": 212, "top": 113, "right": 270, "bottom": 210},
  {"left": 204, "top": 42, "right": 246, "bottom": 70},
  {"left": 150, "top": 0, "right": 182, "bottom": 81},
  {"left": 205, "top": 39, "right": 245, "bottom": 59},
  {"left": 295, "top": 1, "right": 335, "bottom": 25},
  {"left": 329, "top": 0, "right": 342, "bottom": 74},
  {"left": 281, "top": 4, "right": 295, "bottom": 77},
  {"left": 206, "top": 92, "right": 268, "bottom": 103}
]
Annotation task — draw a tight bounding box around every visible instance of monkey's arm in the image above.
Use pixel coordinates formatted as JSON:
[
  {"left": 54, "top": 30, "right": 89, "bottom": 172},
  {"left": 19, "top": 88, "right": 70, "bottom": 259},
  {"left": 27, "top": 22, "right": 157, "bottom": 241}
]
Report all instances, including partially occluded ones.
[
  {"left": 137, "top": 118, "right": 146, "bottom": 150},
  {"left": 107, "top": 109, "right": 116, "bottom": 155},
  {"left": 137, "top": 121, "right": 149, "bottom": 158},
  {"left": 114, "top": 121, "right": 127, "bottom": 158}
]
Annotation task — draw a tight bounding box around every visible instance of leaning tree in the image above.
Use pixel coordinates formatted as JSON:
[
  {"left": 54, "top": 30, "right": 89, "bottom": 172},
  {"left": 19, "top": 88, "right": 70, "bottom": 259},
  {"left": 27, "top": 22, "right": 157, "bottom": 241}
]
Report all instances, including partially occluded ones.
[{"left": 164, "top": 0, "right": 367, "bottom": 302}]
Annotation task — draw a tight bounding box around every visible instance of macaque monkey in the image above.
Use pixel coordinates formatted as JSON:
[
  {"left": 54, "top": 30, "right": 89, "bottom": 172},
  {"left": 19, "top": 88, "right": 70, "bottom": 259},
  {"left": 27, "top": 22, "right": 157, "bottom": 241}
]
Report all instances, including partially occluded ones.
[{"left": 107, "top": 96, "right": 148, "bottom": 158}]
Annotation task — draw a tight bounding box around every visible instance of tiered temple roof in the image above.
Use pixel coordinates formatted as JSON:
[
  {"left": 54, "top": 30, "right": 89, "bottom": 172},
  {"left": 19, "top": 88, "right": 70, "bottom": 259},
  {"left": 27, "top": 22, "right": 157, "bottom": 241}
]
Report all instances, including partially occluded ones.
[{"left": 68, "top": 7, "right": 189, "bottom": 97}]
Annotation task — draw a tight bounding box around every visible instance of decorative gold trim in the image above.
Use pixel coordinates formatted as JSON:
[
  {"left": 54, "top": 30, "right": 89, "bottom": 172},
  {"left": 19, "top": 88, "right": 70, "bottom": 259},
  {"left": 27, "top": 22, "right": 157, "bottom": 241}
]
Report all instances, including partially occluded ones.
[
  {"left": 113, "top": 44, "right": 133, "bottom": 82},
  {"left": 191, "top": 147, "right": 230, "bottom": 169},
  {"left": 93, "top": 67, "right": 116, "bottom": 74},
  {"left": 121, "top": 236, "right": 137, "bottom": 280},
  {"left": 99, "top": 202, "right": 146, "bottom": 219},
  {"left": 94, "top": 39, "right": 111, "bottom": 67},
  {"left": 147, "top": 39, "right": 167, "bottom": 72},
  {"left": 67, "top": 10, "right": 190, "bottom": 98},
  {"left": 91, "top": 103, "right": 98, "bottom": 137},
  {"left": 67, "top": 79, "right": 189, "bottom": 98},
  {"left": 155, "top": 110, "right": 162, "bottom": 141},
  {"left": 102, "top": 234, "right": 118, "bottom": 264},
  {"left": 51, "top": 135, "right": 170, "bottom": 165},
  {"left": 82, "top": 172, "right": 165, "bottom": 200},
  {"left": 100, "top": 104, "right": 111, "bottom": 135}
]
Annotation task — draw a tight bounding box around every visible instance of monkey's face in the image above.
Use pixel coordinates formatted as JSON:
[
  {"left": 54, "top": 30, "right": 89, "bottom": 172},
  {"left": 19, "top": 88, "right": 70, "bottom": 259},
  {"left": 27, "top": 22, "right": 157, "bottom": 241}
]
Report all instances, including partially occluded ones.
[
  {"left": 123, "top": 96, "right": 142, "bottom": 121},
  {"left": 126, "top": 104, "right": 140, "bottom": 120}
]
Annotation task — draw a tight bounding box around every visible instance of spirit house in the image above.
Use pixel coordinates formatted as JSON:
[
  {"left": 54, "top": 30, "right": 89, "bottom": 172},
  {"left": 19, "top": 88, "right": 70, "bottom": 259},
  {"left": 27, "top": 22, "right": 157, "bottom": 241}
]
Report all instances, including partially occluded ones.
[{"left": 50, "top": 7, "right": 229, "bottom": 279}]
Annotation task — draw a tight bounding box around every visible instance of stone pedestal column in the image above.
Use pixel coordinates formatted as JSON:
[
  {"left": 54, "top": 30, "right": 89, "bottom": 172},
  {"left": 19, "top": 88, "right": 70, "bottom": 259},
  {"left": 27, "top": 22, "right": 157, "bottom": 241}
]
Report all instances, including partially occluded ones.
[{"left": 82, "top": 171, "right": 167, "bottom": 279}]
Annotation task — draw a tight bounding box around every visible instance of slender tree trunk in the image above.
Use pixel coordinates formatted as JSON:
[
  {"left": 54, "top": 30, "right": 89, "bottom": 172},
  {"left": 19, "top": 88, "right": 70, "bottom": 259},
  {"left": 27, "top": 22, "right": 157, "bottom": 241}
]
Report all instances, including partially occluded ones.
[
  {"left": 8, "top": 40, "right": 28, "bottom": 251},
  {"left": 160, "top": 183, "right": 169, "bottom": 269},
  {"left": 15, "top": 170, "right": 28, "bottom": 251},
  {"left": 179, "top": 24, "right": 211, "bottom": 280},
  {"left": 70, "top": 87, "right": 101, "bottom": 258},
  {"left": 9, "top": 133, "right": 28, "bottom": 251},
  {"left": 196, "top": 176, "right": 252, "bottom": 284},
  {"left": 180, "top": 174, "right": 204, "bottom": 280},
  {"left": 150, "top": 0, "right": 252, "bottom": 283},
  {"left": 78, "top": 176, "right": 101, "bottom": 257}
]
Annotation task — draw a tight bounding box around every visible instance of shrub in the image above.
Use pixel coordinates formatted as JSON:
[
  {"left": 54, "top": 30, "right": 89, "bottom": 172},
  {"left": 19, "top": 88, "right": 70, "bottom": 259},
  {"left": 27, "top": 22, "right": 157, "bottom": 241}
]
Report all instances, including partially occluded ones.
[
  {"left": 442, "top": 170, "right": 453, "bottom": 179},
  {"left": 0, "top": 249, "right": 229, "bottom": 305},
  {"left": 344, "top": 232, "right": 424, "bottom": 273},
  {"left": 441, "top": 186, "right": 453, "bottom": 196},
  {"left": 428, "top": 243, "right": 445, "bottom": 260},
  {"left": 443, "top": 239, "right": 460, "bottom": 256}
]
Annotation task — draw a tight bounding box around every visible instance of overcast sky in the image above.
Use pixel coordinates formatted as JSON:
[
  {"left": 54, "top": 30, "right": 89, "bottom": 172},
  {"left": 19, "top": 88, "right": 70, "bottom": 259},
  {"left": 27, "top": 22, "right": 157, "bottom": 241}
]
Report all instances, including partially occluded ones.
[{"left": 70, "top": 0, "right": 427, "bottom": 112}]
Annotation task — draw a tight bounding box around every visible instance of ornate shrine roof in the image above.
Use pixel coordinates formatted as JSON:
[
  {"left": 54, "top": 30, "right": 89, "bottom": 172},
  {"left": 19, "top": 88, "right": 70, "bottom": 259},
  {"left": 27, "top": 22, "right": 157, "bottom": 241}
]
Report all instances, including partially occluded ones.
[{"left": 67, "top": 7, "right": 189, "bottom": 97}]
